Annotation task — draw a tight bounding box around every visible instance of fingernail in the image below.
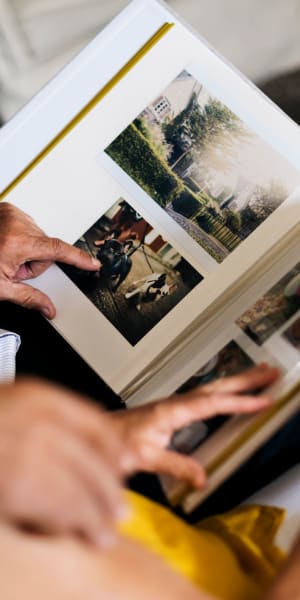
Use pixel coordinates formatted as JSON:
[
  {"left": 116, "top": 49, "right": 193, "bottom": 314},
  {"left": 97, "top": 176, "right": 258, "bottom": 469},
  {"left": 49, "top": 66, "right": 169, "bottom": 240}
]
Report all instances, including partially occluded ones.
[
  {"left": 96, "top": 529, "right": 117, "bottom": 549},
  {"left": 91, "top": 258, "right": 101, "bottom": 268},
  {"left": 41, "top": 307, "right": 51, "bottom": 319}
]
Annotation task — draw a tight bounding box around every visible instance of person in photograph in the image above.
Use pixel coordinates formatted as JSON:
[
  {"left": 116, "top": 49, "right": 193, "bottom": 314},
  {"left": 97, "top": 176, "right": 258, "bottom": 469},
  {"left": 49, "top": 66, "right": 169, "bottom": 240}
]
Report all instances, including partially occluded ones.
[
  {"left": 96, "top": 238, "right": 134, "bottom": 290},
  {"left": 172, "top": 342, "right": 256, "bottom": 454},
  {"left": 94, "top": 230, "right": 138, "bottom": 244},
  {"left": 178, "top": 341, "right": 254, "bottom": 394},
  {"left": 94, "top": 200, "right": 141, "bottom": 245},
  {"left": 60, "top": 198, "right": 203, "bottom": 345}
]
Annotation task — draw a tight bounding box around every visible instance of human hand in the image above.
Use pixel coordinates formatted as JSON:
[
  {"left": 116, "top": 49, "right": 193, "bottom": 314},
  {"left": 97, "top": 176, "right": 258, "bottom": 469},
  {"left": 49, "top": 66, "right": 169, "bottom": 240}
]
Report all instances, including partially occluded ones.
[
  {"left": 0, "top": 378, "right": 132, "bottom": 547},
  {"left": 0, "top": 202, "right": 100, "bottom": 318},
  {"left": 110, "top": 364, "right": 280, "bottom": 488}
]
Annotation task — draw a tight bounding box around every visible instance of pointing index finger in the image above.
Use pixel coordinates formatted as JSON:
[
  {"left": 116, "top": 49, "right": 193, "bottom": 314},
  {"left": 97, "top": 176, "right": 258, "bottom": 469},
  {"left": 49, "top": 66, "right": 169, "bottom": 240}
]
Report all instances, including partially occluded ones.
[
  {"left": 163, "top": 392, "right": 273, "bottom": 433},
  {"left": 29, "top": 236, "right": 100, "bottom": 271},
  {"left": 200, "top": 365, "right": 280, "bottom": 395}
]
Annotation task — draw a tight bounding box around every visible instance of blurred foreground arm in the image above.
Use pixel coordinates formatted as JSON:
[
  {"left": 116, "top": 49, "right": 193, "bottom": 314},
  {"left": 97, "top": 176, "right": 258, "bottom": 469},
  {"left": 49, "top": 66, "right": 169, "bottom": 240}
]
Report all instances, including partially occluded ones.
[{"left": 0, "top": 379, "right": 131, "bottom": 548}]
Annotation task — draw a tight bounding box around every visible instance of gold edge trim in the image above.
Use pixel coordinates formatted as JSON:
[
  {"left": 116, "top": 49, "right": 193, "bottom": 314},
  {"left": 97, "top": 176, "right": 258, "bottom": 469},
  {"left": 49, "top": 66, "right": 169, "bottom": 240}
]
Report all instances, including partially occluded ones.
[
  {"left": 1, "top": 22, "right": 174, "bottom": 200},
  {"left": 174, "top": 381, "right": 300, "bottom": 507},
  {"left": 206, "top": 381, "right": 300, "bottom": 477}
]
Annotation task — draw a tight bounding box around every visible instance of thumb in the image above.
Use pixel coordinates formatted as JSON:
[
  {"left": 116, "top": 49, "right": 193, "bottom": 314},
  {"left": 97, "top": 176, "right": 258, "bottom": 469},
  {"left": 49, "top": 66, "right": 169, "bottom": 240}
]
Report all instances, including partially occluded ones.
[{"left": 5, "top": 281, "right": 56, "bottom": 319}]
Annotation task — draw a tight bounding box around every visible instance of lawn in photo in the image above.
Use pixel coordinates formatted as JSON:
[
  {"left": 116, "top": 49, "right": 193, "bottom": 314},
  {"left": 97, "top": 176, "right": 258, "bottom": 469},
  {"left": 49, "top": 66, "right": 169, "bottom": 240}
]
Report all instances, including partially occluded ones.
[
  {"left": 61, "top": 199, "right": 203, "bottom": 346},
  {"left": 282, "top": 316, "right": 300, "bottom": 352},
  {"left": 171, "top": 340, "right": 255, "bottom": 454},
  {"left": 106, "top": 71, "right": 300, "bottom": 263},
  {"left": 236, "top": 263, "right": 300, "bottom": 346}
]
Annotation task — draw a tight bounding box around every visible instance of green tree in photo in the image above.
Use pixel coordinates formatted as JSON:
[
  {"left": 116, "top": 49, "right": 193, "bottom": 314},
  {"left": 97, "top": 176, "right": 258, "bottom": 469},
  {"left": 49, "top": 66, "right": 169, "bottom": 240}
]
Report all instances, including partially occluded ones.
[
  {"left": 172, "top": 188, "right": 203, "bottom": 218},
  {"left": 249, "top": 180, "right": 287, "bottom": 222},
  {"left": 240, "top": 205, "right": 261, "bottom": 233},
  {"left": 107, "top": 124, "right": 180, "bottom": 207},
  {"left": 224, "top": 209, "right": 242, "bottom": 233},
  {"left": 134, "top": 117, "right": 171, "bottom": 161},
  {"left": 239, "top": 179, "right": 287, "bottom": 238},
  {"left": 202, "top": 98, "right": 241, "bottom": 141},
  {"left": 163, "top": 93, "right": 205, "bottom": 162},
  {"left": 163, "top": 94, "right": 245, "bottom": 166}
]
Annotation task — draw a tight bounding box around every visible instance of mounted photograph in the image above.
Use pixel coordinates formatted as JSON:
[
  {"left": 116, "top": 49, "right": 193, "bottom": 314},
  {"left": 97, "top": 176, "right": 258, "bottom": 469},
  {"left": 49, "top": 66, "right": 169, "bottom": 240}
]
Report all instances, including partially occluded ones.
[
  {"left": 236, "top": 262, "right": 300, "bottom": 346},
  {"left": 171, "top": 340, "right": 255, "bottom": 454},
  {"left": 61, "top": 198, "right": 203, "bottom": 345},
  {"left": 105, "top": 70, "right": 300, "bottom": 263}
]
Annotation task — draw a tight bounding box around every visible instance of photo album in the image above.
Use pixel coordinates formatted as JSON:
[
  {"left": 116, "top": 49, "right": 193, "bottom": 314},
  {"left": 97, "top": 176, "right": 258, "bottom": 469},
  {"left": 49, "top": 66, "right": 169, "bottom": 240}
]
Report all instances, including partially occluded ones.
[{"left": 0, "top": 0, "right": 299, "bottom": 511}]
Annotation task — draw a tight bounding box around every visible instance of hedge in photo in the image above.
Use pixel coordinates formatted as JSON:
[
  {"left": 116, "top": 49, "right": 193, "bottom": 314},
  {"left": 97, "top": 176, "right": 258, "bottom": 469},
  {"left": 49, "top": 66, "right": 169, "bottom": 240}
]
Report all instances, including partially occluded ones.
[
  {"left": 172, "top": 188, "right": 203, "bottom": 218},
  {"left": 106, "top": 124, "right": 180, "bottom": 207}
]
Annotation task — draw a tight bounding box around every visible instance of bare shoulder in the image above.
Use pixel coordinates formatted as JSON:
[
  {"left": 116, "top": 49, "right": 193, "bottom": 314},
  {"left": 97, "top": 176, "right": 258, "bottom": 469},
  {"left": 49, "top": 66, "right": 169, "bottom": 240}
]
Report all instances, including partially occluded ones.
[{"left": 0, "top": 524, "right": 207, "bottom": 600}]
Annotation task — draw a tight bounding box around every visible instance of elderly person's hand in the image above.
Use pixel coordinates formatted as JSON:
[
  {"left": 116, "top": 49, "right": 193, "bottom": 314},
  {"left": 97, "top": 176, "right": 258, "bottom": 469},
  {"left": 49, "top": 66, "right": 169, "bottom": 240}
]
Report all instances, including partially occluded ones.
[
  {"left": 0, "top": 378, "right": 132, "bottom": 548},
  {"left": 110, "top": 364, "right": 279, "bottom": 488},
  {"left": 0, "top": 202, "right": 100, "bottom": 318}
]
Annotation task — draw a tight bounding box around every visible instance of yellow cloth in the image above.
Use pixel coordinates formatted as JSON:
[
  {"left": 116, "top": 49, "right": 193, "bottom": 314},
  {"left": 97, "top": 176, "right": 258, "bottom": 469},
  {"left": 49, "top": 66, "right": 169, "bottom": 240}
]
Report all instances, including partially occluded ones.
[{"left": 120, "top": 491, "right": 286, "bottom": 600}]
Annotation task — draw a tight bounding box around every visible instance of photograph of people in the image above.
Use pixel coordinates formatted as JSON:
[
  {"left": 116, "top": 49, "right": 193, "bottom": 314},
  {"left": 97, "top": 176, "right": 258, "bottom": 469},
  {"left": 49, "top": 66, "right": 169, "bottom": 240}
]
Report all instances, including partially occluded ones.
[
  {"left": 171, "top": 340, "right": 255, "bottom": 454},
  {"left": 237, "top": 262, "right": 300, "bottom": 345},
  {"left": 106, "top": 71, "right": 300, "bottom": 263},
  {"left": 61, "top": 198, "right": 203, "bottom": 345}
]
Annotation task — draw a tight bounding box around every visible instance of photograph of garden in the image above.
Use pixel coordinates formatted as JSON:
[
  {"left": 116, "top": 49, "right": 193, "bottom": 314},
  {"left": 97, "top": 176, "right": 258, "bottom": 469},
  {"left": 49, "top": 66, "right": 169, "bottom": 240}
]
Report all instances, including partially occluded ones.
[
  {"left": 106, "top": 71, "right": 300, "bottom": 263},
  {"left": 236, "top": 262, "right": 300, "bottom": 346},
  {"left": 61, "top": 198, "right": 202, "bottom": 345}
]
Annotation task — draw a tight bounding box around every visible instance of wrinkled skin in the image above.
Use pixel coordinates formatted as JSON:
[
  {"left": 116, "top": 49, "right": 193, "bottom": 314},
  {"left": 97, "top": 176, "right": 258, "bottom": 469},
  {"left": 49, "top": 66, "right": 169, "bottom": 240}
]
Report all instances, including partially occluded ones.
[{"left": 0, "top": 202, "right": 100, "bottom": 317}]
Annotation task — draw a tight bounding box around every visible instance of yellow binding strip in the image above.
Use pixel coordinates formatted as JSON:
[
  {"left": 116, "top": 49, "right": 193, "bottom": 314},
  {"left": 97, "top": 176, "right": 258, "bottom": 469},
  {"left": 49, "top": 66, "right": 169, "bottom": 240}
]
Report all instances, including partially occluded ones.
[
  {"left": 172, "top": 380, "right": 300, "bottom": 507},
  {"left": 206, "top": 380, "right": 300, "bottom": 477},
  {"left": 1, "top": 22, "right": 174, "bottom": 200}
]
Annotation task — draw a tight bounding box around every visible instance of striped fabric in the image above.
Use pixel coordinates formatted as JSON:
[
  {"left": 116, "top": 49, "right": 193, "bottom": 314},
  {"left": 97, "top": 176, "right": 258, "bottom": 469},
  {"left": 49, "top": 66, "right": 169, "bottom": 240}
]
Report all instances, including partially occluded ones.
[{"left": 0, "top": 329, "right": 21, "bottom": 383}]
